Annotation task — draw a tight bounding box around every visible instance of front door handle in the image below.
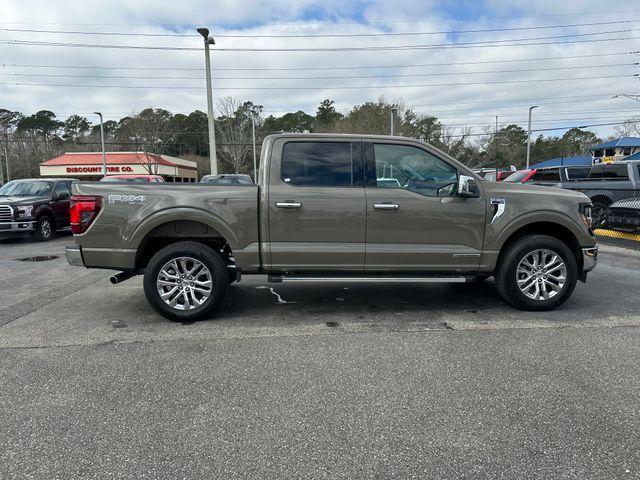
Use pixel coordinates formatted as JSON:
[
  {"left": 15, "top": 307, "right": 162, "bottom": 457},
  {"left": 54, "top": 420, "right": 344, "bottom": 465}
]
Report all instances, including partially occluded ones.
[
  {"left": 276, "top": 201, "right": 302, "bottom": 209},
  {"left": 374, "top": 203, "right": 399, "bottom": 210}
]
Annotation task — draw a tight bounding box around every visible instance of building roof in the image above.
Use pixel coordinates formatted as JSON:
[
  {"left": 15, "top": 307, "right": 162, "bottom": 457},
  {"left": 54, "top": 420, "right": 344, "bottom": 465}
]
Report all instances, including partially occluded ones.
[
  {"left": 625, "top": 151, "right": 640, "bottom": 161},
  {"left": 529, "top": 155, "right": 592, "bottom": 169},
  {"left": 588, "top": 137, "right": 640, "bottom": 151},
  {"left": 40, "top": 152, "right": 196, "bottom": 170}
]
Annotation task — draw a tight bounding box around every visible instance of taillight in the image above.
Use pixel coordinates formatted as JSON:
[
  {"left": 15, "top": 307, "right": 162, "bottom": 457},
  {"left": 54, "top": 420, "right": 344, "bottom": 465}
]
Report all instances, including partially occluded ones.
[{"left": 70, "top": 195, "right": 102, "bottom": 234}]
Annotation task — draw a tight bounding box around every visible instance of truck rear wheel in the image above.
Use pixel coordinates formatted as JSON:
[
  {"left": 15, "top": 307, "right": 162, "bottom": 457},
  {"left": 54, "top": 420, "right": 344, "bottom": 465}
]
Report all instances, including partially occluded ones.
[
  {"left": 143, "top": 241, "right": 229, "bottom": 321},
  {"left": 495, "top": 235, "right": 578, "bottom": 311}
]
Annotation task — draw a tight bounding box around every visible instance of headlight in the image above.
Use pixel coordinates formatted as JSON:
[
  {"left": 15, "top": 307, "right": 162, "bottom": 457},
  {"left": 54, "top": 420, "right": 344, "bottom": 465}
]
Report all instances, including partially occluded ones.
[
  {"left": 17, "top": 205, "right": 34, "bottom": 217},
  {"left": 579, "top": 203, "right": 593, "bottom": 231}
]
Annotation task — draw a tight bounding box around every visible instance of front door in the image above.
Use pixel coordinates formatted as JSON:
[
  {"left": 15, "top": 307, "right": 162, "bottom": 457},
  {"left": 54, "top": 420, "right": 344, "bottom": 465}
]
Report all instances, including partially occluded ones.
[
  {"left": 267, "top": 138, "right": 366, "bottom": 272},
  {"left": 364, "top": 142, "right": 486, "bottom": 272},
  {"left": 51, "top": 181, "right": 72, "bottom": 227}
]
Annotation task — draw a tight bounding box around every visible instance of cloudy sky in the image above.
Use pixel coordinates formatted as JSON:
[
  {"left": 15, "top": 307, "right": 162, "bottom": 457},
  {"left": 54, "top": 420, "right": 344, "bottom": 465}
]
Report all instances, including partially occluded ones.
[{"left": 1, "top": 0, "right": 640, "bottom": 138}]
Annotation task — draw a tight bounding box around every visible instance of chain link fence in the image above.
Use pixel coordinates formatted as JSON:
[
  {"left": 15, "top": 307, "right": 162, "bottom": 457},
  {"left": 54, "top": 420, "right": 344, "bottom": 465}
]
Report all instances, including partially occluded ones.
[{"left": 574, "top": 188, "right": 640, "bottom": 250}]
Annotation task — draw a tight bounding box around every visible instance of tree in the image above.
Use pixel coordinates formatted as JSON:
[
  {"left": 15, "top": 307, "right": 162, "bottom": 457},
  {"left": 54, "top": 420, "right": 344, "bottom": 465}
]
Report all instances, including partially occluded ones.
[
  {"left": 63, "top": 115, "right": 91, "bottom": 142},
  {"left": 561, "top": 128, "right": 601, "bottom": 155},
  {"left": 114, "top": 108, "right": 173, "bottom": 153},
  {"left": 215, "top": 97, "right": 263, "bottom": 173},
  {"left": 263, "top": 110, "right": 314, "bottom": 133},
  {"left": 614, "top": 116, "right": 640, "bottom": 137},
  {"left": 315, "top": 99, "right": 343, "bottom": 131},
  {"left": 481, "top": 124, "right": 528, "bottom": 168}
]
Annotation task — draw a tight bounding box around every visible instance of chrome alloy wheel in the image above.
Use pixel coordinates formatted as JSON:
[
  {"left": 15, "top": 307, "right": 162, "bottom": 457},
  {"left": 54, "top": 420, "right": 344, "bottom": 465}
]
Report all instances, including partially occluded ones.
[
  {"left": 156, "top": 257, "right": 213, "bottom": 310},
  {"left": 41, "top": 218, "right": 52, "bottom": 238},
  {"left": 516, "top": 249, "right": 567, "bottom": 301}
]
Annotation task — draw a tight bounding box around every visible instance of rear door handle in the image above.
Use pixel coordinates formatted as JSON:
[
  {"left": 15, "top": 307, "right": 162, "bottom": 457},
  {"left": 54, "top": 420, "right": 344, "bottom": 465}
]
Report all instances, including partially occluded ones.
[
  {"left": 276, "top": 201, "right": 302, "bottom": 209},
  {"left": 374, "top": 203, "right": 399, "bottom": 210}
]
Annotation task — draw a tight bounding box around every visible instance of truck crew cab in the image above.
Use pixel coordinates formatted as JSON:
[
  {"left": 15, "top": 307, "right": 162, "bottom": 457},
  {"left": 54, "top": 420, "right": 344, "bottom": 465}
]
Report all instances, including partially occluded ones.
[{"left": 66, "top": 134, "right": 597, "bottom": 320}]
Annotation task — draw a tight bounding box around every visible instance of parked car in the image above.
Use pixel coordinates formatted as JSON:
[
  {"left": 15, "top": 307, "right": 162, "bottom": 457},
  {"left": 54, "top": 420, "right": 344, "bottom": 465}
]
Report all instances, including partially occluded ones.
[
  {"left": 66, "top": 133, "right": 597, "bottom": 319},
  {"left": 503, "top": 169, "right": 536, "bottom": 183},
  {"left": 541, "top": 161, "right": 640, "bottom": 228},
  {"left": 100, "top": 174, "right": 165, "bottom": 182},
  {"left": 607, "top": 198, "right": 640, "bottom": 232},
  {"left": 200, "top": 174, "right": 253, "bottom": 185},
  {"left": 528, "top": 166, "right": 591, "bottom": 185},
  {"left": 0, "top": 178, "right": 75, "bottom": 241},
  {"left": 473, "top": 169, "right": 512, "bottom": 182}
]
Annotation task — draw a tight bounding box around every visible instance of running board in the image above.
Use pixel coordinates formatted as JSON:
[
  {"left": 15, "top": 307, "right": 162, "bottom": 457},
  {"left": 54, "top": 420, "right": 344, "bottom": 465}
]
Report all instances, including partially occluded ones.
[{"left": 268, "top": 274, "right": 474, "bottom": 284}]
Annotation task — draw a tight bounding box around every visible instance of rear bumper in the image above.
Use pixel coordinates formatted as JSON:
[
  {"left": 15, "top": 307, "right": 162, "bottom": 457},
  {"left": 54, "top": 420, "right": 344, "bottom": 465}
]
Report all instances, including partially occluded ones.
[
  {"left": 0, "top": 221, "right": 36, "bottom": 233},
  {"left": 65, "top": 245, "right": 84, "bottom": 266}
]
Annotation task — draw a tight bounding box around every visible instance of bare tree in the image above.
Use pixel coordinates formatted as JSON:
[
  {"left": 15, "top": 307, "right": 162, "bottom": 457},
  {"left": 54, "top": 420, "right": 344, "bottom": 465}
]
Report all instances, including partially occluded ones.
[
  {"left": 135, "top": 148, "right": 159, "bottom": 175},
  {"left": 615, "top": 116, "right": 640, "bottom": 137},
  {"left": 215, "top": 97, "right": 261, "bottom": 173}
]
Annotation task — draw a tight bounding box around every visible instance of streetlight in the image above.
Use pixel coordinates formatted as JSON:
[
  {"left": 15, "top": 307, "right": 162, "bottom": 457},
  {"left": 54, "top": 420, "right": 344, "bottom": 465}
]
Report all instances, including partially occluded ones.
[
  {"left": 251, "top": 118, "right": 257, "bottom": 182},
  {"left": 526, "top": 105, "right": 538, "bottom": 169},
  {"left": 390, "top": 107, "right": 398, "bottom": 136},
  {"left": 94, "top": 112, "right": 107, "bottom": 176},
  {"left": 197, "top": 27, "right": 218, "bottom": 175}
]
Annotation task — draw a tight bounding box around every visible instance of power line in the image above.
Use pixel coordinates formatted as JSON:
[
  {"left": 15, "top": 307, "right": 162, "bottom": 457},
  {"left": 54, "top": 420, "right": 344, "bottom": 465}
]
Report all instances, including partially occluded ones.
[
  {"left": 1, "top": 73, "right": 634, "bottom": 90},
  {"left": 4, "top": 18, "right": 640, "bottom": 38},
  {"left": 0, "top": 62, "right": 633, "bottom": 81},
  {"left": 0, "top": 29, "right": 636, "bottom": 52},
  {"left": 4, "top": 51, "right": 635, "bottom": 72}
]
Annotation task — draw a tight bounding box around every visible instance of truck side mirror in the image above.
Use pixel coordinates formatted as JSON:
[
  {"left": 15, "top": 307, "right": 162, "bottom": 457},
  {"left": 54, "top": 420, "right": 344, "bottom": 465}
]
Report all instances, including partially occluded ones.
[{"left": 458, "top": 175, "right": 480, "bottom": 198}]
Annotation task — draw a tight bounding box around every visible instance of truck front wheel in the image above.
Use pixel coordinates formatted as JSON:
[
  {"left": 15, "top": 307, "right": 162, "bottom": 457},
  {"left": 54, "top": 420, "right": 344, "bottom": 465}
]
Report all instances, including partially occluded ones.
[
  {"left": 495, "top": 235, "right": 578, "bottom": 311},
  {"left": 143, "top": 241, "right": 229, "bottom": 321}
]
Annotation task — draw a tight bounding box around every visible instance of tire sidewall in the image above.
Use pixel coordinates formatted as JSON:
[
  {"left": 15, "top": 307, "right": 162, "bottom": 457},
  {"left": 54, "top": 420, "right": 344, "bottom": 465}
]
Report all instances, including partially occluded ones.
[
  {"left": 143, "top": 242, "right": 229, "bottom": 321},
  {"left": 498, "top": 235, "right": 578, "bottom": 311}
]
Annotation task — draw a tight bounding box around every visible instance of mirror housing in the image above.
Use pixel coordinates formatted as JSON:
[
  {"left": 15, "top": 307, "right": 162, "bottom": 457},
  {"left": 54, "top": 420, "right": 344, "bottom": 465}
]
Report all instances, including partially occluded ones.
[{"left": 458, "top": 174, "right": 480, "bottom": 198}]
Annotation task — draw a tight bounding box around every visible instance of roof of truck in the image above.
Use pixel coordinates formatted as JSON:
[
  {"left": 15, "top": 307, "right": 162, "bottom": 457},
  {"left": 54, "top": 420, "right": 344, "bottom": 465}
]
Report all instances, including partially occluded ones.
[{"left": 265, "top": 133, "right": 419, "bottom": 141}]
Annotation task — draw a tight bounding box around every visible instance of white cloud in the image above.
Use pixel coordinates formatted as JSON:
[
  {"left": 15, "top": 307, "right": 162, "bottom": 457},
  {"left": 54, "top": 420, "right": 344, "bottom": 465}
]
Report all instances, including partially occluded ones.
[{"left": 1, "top": 0, "right": 639, "bottom": 140}]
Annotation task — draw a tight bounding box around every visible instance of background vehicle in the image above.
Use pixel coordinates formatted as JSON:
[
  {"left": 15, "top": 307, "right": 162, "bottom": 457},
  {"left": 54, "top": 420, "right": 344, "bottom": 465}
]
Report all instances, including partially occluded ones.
[
  {"left": 0, "top": 178, "right": 75, "bottom": 241},
  {"left": 200, "top": 174, "right": 253, "bottom": 185},
  {"left": 473, "top": 168, "right": 512, "bottom": 182},
  {"left": 528, "top": 166, "right": 591, "bottom": 185},
  {"left": 66, "top": 134, "right": 597, "bottom": 320},
  {"left": 503, "top": 169, "right": 536, "bottom": 183},
  {"left": 607, "top": 199, "right": 640, "bottom": 232},
  {"left": 100, "top": 174, "right": 165, "bottom": 183}
]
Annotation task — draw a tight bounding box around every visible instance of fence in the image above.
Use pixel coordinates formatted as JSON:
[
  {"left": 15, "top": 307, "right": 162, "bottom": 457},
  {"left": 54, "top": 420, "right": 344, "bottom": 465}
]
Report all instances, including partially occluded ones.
[{"left": 574, "top": 188, "right": 640, "bottom": 250}]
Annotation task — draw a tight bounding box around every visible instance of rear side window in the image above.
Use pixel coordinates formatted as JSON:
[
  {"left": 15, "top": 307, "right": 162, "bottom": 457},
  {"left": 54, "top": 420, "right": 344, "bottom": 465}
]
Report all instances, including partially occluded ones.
[
  {"left": 282, "top": 142, "right": 354, "bottom": 187},
  {"left": 565, "top": 167, "right": 590, "bottom": 180},
  {"left": 603, "top": 164, "right": 629, "bottom": 180},
  {"left": 532, "top": 169, "right": 560, "bottom": 182},
  {"left": 53, "top": 182, "right": 71, "bottom": 197},
  {"left": 588, "top": 165, "right": 604, "bottom": 179}
]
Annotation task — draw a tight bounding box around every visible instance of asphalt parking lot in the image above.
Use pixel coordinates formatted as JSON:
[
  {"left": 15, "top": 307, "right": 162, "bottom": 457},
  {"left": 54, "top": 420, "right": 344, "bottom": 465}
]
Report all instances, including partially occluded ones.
[{"left": 1, "top": 234, "right": 639, "bottom": 479}]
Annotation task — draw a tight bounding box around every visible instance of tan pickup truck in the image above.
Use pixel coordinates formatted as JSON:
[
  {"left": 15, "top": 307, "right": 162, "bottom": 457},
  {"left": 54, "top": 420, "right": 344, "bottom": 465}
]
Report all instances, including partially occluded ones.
[{"left": 66, "top": 134, "right": 597, "bottom": 320}]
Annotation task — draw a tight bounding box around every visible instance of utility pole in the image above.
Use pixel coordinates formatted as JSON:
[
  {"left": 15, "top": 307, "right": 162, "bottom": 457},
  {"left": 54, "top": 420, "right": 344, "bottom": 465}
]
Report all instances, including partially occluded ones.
[
  {"left": 94, "top": 112, "right": 107, "bottom": 176},
  {"left": 390, "top": 107, "right": 397, "bottom": 136},
  {"left": 252, "top": 118, "right": 257, "bottom": 182},
  {"left": 4, "top": 146, "right": 10, "bottom": 182},
  {"left": 495, "top": 115, "right": 498, "bottom": 134},
  {"left": 197, "top": 27, "right": 218, "bottom": 175},
  {"left": 526, "top": 105, "right": 538, "bottom": 169}
]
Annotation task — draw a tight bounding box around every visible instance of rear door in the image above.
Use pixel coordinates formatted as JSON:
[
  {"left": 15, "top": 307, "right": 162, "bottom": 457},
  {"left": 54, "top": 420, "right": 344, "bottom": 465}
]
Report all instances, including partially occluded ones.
[
  {"left": 363, "top": 141, "right": 485, "bottom": 271},
  {"left": 267, "top": 137, "right": 366, "bottom": 272}
]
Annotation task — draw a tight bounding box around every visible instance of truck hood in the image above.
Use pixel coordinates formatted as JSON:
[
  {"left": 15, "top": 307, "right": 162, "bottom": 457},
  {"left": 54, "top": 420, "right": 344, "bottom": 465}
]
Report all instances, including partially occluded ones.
[
  {"left": 0, "top": 195, "right": 49, "bottom": 205},
  {"left": 481, "top": 181, "right": 589, "bottom": 203}
]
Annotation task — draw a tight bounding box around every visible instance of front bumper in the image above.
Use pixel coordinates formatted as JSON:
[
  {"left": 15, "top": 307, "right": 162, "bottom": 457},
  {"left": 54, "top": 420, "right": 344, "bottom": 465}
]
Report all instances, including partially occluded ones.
[
  {"left": 65, "top": 245, "right": 84, "bottom": 267},
  {"left": 580, "top": 246, "right": 598, "bottom": 280},
  {"left": 0, "top": 221, "right": 36, "bottom": 233}
]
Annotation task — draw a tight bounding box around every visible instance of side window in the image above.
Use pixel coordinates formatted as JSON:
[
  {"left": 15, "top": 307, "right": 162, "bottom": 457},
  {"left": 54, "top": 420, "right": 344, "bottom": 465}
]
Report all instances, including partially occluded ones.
[
  {"left": 53, "top": 182, "right": 71, "bottom": 198},
  {"left": 588, "top": 165, "right": 604, "bottom": 179},
  {"left": 281, "top": 142, "right": 354, "bottom": 187},
  {"left": 603, "top": 164, "right": 629, "bottom": 180},
  {"left": 533, "top": 169, "right": 560, "bottom": 182},
  {"left": 373, "top": 144, "right": 458, "bottom": 196}
]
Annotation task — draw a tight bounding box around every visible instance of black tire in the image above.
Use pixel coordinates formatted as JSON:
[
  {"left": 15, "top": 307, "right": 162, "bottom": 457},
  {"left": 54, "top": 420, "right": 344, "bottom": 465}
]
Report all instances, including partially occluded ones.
[
  {"left": 591, "top": 201, "right": 610, "bottom": 229},
  {"left": 31, "top": 216, "right": 54, "bottom": 242},
  {"left": 143, "top": 241, "right": 229, "bottom": 321},
  {"left": 495, "top": 235, "right": 578, "bottom": 311}
]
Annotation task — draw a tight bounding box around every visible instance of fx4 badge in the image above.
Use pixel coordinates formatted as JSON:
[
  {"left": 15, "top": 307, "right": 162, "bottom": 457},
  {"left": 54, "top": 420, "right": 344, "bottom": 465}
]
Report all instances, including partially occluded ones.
[
  {"left": 108, "top": 194, "right": 146, "bottom": 205},
  {"left": 490, "top": 198, "right": 506, "bottom": 224}
]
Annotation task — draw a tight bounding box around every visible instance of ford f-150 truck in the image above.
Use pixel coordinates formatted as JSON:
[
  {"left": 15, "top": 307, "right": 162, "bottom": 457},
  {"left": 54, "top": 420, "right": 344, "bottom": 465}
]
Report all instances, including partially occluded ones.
[{"left": 66, "top": 134, "right": 597, "bottom": 320}]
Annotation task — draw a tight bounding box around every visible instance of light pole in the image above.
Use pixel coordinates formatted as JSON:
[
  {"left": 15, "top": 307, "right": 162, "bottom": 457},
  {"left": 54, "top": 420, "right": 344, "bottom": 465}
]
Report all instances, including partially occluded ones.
[
  {"left": 198, "top": 27, "right": 218, "bottom": 175},
  {"left": 390, "top": 107, "right": 398, "bottom": 135},
  {"left": 94, "top": 112, "right": 107, "bottom": 176},
  {"left": 526, "top": 105, "right": 538, "bottom": 169}
]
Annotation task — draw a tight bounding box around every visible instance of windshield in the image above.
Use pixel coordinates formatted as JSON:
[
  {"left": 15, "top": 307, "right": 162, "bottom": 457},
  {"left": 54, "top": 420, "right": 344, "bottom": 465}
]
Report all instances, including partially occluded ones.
[
  {"left": 101, "top": 177, "right": 151, "bottom": 182},
  {"left": 0, "top": 180, "right": 54, "bottom": 196},
  {"left": 503, "top": 171, "right": 530, "bottom": 183},
  {"left": 202, "top": 176, "right": 252, "bottom": 185}
]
